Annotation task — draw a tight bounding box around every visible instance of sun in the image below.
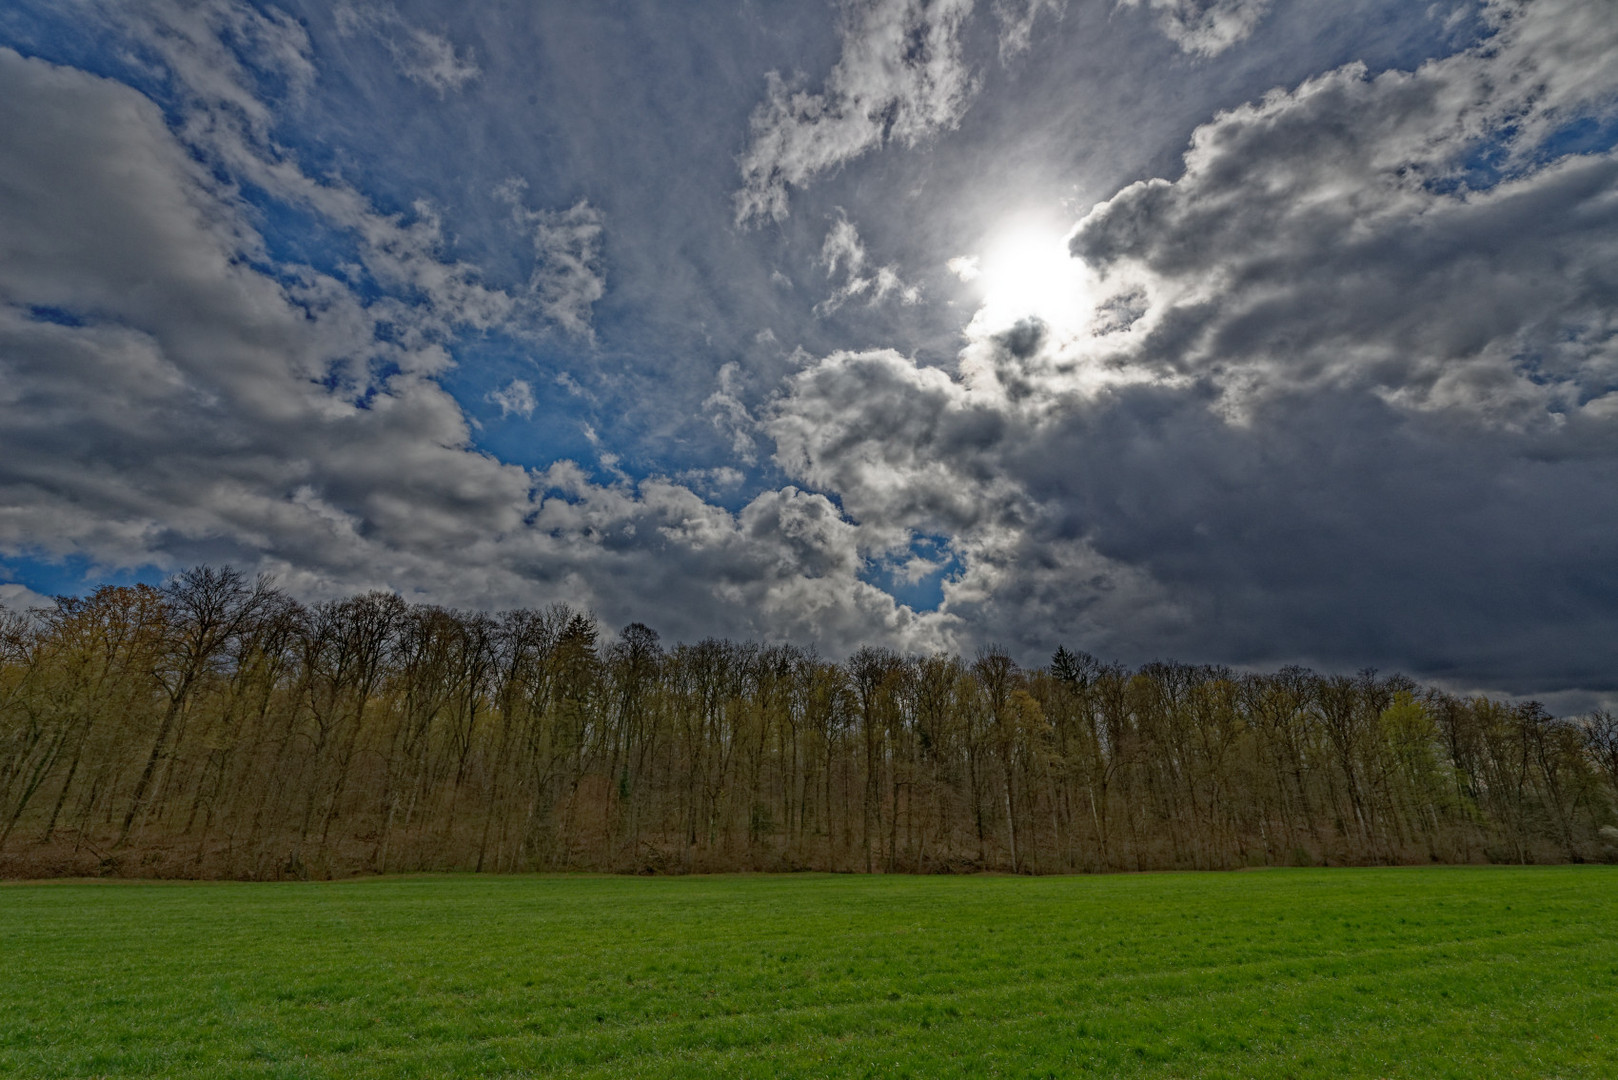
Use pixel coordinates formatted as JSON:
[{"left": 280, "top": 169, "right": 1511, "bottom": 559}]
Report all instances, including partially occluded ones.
[{"left": 953, "top": 222, "right": 1093, "bottom": 334}]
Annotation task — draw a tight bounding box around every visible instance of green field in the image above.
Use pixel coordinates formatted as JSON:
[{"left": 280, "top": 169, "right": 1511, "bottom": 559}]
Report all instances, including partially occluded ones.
[{"left": 2, "top": 869, "right": 1616, "bottom": 1078}]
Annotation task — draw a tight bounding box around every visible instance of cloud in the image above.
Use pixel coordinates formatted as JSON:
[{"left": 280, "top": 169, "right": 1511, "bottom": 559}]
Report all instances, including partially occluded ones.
[
  {"left": 521, "top": 469, "right": 957, "bottom": 652},
  {"left": 703, "top": 361, "right": 760, "bottom": 464},
  {"left": 762, "top": 0, "right": 1618, "bottom": 690},
  {"left": 946, "top": 254, "right": 981, "bottom": 282},
  {"left": 1116, "top": 0, "right": 1273, "bottom": 57},
  {"left": 527, "top": 202, "right": 607, "bottom": 339},
  {"left": 498, "top": 184, "right": 607, "bottom": 339},
  {"left": 95, "top": 1, "right": 602, "bottom": 347},
  {"left": 768, "top": 349, "right": 1020, "bottom": 546},
  {"left": 89, "top": 0, "right": 522, "bottom": 343},
  {"left": 335, "top": 2, "right": 481, "bottom": 95},
  {"left": 0, "top": 34, "right": 947, "bottom": 658},
  {"left": 992, "top": 0, "right": 1066, "bottom": 61},
  {"left": 488, "top": 379, "right": 536, "bottom": 418},
  {"left": 6, "top": 0, "right": 1618, "bottom": 699},
  {"left": 0, "top": 582, "right": 54, "bottom": 614},
  {"left": 735, "top": 0, "right": 979, "bottom": 225},
  {"left": 0, "top": 45, "right": 514, "bottom": 582},
  {"left": 814, "top": 211, "right": 922, "bottom": 315},
  {"left": 1069, "top": 0, "right": 1618, "bottom": 421}
]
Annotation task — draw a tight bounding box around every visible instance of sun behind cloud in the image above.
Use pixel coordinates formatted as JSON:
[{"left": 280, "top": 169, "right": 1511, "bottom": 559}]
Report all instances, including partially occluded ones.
[{"left": 953, "top": 221, "right": 1095, "bottom": 336}]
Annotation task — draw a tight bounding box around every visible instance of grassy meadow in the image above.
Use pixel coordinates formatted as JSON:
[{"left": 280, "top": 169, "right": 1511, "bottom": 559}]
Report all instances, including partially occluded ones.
[{"left": 2, "top": 868, "right": 1615, "bottom": 1078}]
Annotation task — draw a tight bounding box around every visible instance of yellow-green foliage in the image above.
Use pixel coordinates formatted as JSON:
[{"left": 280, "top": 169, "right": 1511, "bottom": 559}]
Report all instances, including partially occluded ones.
[{"left": 3, "top": 570, "right": 1616, "bottom": 879}]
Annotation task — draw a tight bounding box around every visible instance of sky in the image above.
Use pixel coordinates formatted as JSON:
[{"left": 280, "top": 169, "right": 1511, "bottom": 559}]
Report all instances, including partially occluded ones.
[{"left": 1, "top": 0, "right": 1616, "bottom": 705}]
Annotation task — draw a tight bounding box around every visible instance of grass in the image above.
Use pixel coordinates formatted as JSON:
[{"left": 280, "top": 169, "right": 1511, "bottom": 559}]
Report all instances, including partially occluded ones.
[{"left": 1, "top": 868, "right": 1615, "bottom": 1078}]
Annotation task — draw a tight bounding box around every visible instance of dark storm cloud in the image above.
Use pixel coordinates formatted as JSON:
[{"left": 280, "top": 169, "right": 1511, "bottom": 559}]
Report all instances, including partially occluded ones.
[{"left": 1004, "top": 387, "right": 1618, "bottom": 690}]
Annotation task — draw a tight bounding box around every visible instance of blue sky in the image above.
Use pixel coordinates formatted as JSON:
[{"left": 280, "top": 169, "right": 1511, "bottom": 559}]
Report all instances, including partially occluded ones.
[{"left": 2, "top": 0, "right": 1617, "bottom": 705}]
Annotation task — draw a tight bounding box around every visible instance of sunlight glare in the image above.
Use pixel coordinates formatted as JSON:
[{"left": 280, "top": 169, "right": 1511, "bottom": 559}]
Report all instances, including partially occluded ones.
[{"left": 958, "top": 223, "right": 1093, "bottom": 335}]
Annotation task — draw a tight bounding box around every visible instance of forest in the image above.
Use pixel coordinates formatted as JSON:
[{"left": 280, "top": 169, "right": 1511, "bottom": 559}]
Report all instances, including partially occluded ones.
[{"left": 2, "top": 567, "right": 1616, "bottom": 879}]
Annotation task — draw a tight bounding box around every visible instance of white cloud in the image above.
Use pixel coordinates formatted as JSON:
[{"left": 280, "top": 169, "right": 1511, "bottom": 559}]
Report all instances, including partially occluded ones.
[
  {"left": 335, "top": 2, "right": 481, "bottom": 95},
  {"left": 92, "top": 0, "right": 520, "bottom": 343},
  {"left": 992, "top": 0, "right": 1066, "bottom": 61},
  {"left": 814, "top": 211, "right": 922, "bottom": 315},
  {"left": 735, "top": 0, "right": 980, "bottom": 225},
  {"left": 768, "top": 348, "right": 1026, "bottom": 552},
  {"left": 488, "top": 378, "right": 536, "bottom": 419},
  {"left": 946, "top": 254, "right": 981, "bottom": 282},
  {"left": 103, "top": 1, "right": 603, "bottom": 346},
  {"left": 675, "top": 466, "right": 746, "bottom": 495},
  {"left": 526, "top": 201, "right": 607, "bottom": 339},
  {"left": 494, "top": 180, "right": 608, "bottom": 338},
  {"left": 0, "top": 582, "right": 54, "bottom": 614},
  {"left": 516, "top": 468, "right": 957, "bottom": 653},
  {"left": 703, "top": 361, "right": 760, "bottom": 463},
  {"left": 0, "top": 45, "right": 524, "bottom": 583},
  {"left": 7, "top": 0, "right": 1618, "bottom": 694},
  {"left": 1116, "top": 0, "right": 1273, "bottom": 57}
]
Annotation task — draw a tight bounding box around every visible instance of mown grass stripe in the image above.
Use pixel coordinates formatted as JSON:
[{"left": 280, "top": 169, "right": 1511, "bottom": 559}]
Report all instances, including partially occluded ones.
[{"left": 2, "top": 867, "right": 1615, "bottom": 1078}]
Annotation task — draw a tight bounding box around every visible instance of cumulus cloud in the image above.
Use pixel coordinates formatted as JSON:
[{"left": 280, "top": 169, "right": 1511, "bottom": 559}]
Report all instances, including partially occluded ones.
[
  {"left": 0, "top": 28, "right": 947, "bottom": 656},
  {"left": 522, "top": 468, "right": 957, "bottom": 652},
  {"left": 770, "top": 349, "right": 1019, "bottom": 544},
  {"left": 814, "top": 211, "right": 922, "bottom": 315},
  {"left": 89, "top": 0, "right": 523, "bottom": 343},
  {"left": 488, "top": 379, "right": 536, "bottom": 418},
  {"left": 87, "top": 0, "right": 586, "bottom": 348},
  {"left": 1069, "top": 0, "right": 1618, "bottom": 422},
  {"left": 8, "top": 0, "right": 1618, "bottom": 697},
  {"left": 762, "top": 0, "right": 1618, "bottom": 689},
  {"left": 498, "top": 183, "right": 607, "bottom": 339},
  {"left": 100, "top": 1, "right": 602, "bottom": 346},
  {"left": 703, "top": 361, "right": 761, "bottom": 464},
  {"left": 335, "top": 2, "right": 481, "bottom": 95},
  {"left": 735, "top": 0, "right": 979, "bottom": 225},
  {"left": 0, "top": 582, "right": 54, "bottom": 614},
  {"left": 1117, "top": 0, "right": 1272, "bottom": 57},
  {"left": 0, "top": 45, "right": 509, "bottom": 583}
]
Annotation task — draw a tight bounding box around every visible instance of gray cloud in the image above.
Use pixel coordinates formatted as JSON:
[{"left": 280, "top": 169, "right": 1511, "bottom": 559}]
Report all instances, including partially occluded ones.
[
  {"left": 5, "top": 0, "right": 1617, "bottom": 703},
  {"left": 1070, "top": 0, "right": 1618, "bottom": 420},
  {"left": 814, "top": 211, "right": 923, "bottom": 315},
  {"left": 100, "top": 0, "right": 514, "bottom": 338},
  {"left": 735, "top": 0, "right": 980, "bottom": 224},
  {"left": 1117, "top": 0, "right": 1273, "bottom": 57},
  {"left": 763, "top": 0, "right": 1618, "bottom": 691},
  {"left": 497, "top": 184, "right": 607, "bottom": 339},
  {"left": 95, "top": 0, "right": 608, "bottom": 344},
  {"left": 107, "top": 0, "right": 604, "bottom": 344},
  {"left": 992, "top": 0, "right": 1066, "bottom": 61},
  {"left": 335, "top": 2, "right": 481, "bottom": 95},
  {"left": 769, "top": 349, "right": 1018, "bottom": 545},
  {"left": 0, "top": 40, "right": 516, "bottom": 581},
  {"left": 0, "top": 36, "right": 946, "bottom": 655}
]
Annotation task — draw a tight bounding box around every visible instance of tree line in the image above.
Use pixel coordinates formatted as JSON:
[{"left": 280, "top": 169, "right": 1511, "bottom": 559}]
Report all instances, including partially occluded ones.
[{"left": 2, "top": 567, "right": 1616, "bottom": 879}]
